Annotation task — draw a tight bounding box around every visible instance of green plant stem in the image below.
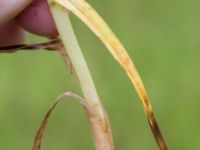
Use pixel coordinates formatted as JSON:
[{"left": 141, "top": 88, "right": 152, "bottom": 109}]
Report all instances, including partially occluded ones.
[{"left": 48, "top": 3, "right": 113, "bottom": 150}]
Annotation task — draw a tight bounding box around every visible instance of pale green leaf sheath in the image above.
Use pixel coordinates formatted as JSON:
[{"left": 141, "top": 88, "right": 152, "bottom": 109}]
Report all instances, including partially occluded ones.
[{"left": 48, "top": 1, "right": 114, "bottom": 150}]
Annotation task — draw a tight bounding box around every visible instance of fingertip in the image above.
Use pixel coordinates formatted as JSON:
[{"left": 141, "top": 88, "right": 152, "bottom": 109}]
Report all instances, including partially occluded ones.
[
  {"left": 16, "top": 0, "right": 58, "bottom": 37},
  {"left": 0, "top": 20, "right": 26, "bottom": 47}
]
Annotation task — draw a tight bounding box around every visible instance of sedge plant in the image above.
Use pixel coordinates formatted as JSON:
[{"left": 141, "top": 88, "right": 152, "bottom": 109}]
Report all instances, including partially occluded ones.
[{"left": 0, "top": 0, "right": 168, "bottom": 150}]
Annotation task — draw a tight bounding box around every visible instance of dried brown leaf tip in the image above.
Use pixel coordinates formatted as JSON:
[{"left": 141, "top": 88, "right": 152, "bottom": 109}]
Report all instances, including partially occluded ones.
[{"left": 32, "top": 91, "right": 87, "bottom": 150}]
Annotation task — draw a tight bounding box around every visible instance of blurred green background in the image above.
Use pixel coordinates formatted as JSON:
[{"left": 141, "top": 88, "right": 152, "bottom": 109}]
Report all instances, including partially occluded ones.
[{"left": 0, "top": 0, "right": 200, "bottom": 149}]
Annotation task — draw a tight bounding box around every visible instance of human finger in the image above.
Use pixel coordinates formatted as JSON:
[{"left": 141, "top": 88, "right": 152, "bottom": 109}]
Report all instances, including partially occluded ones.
[
  {"left": 0, "top": 20, "right": 25, "bottom": 47},
  {"left": 0, "top": 0, "right": 33, "bottom": 26},
  {"left": 16, "top": 0, "right": 58, "bottom": 37}
]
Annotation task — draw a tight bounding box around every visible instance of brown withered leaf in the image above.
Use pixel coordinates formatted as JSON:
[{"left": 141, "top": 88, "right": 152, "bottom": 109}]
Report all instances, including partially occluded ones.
[
  {"left": 32, "top": 91, "right": 87, "bottom": 150},
  {"left": 0, "top": 38, "right": 61, "bottom": 52}
]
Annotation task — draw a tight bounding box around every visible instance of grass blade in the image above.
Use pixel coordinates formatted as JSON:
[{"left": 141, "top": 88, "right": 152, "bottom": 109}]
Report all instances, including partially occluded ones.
[
  {"left": 47, "top": 3, "right": 114, "bottom": 149},
  {"left": 53, "top": 0, "right": 167, "bottom": 149}
]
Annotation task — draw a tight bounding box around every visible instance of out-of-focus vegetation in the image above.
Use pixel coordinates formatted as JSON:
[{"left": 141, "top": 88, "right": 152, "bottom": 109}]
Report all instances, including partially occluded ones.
[{"left": 0, "top": 0, "right": 200, "bottom": 149}]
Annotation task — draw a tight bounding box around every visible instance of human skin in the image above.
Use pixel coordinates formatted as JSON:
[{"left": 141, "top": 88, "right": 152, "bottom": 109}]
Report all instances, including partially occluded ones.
[{"left": 0, "top": 0, "right": 58, "bottom": 47}]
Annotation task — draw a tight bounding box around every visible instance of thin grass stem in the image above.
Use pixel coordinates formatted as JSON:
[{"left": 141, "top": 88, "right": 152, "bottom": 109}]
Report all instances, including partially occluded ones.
[{"left": 48, "top": 2, "right": 114, "bottom": 150}]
